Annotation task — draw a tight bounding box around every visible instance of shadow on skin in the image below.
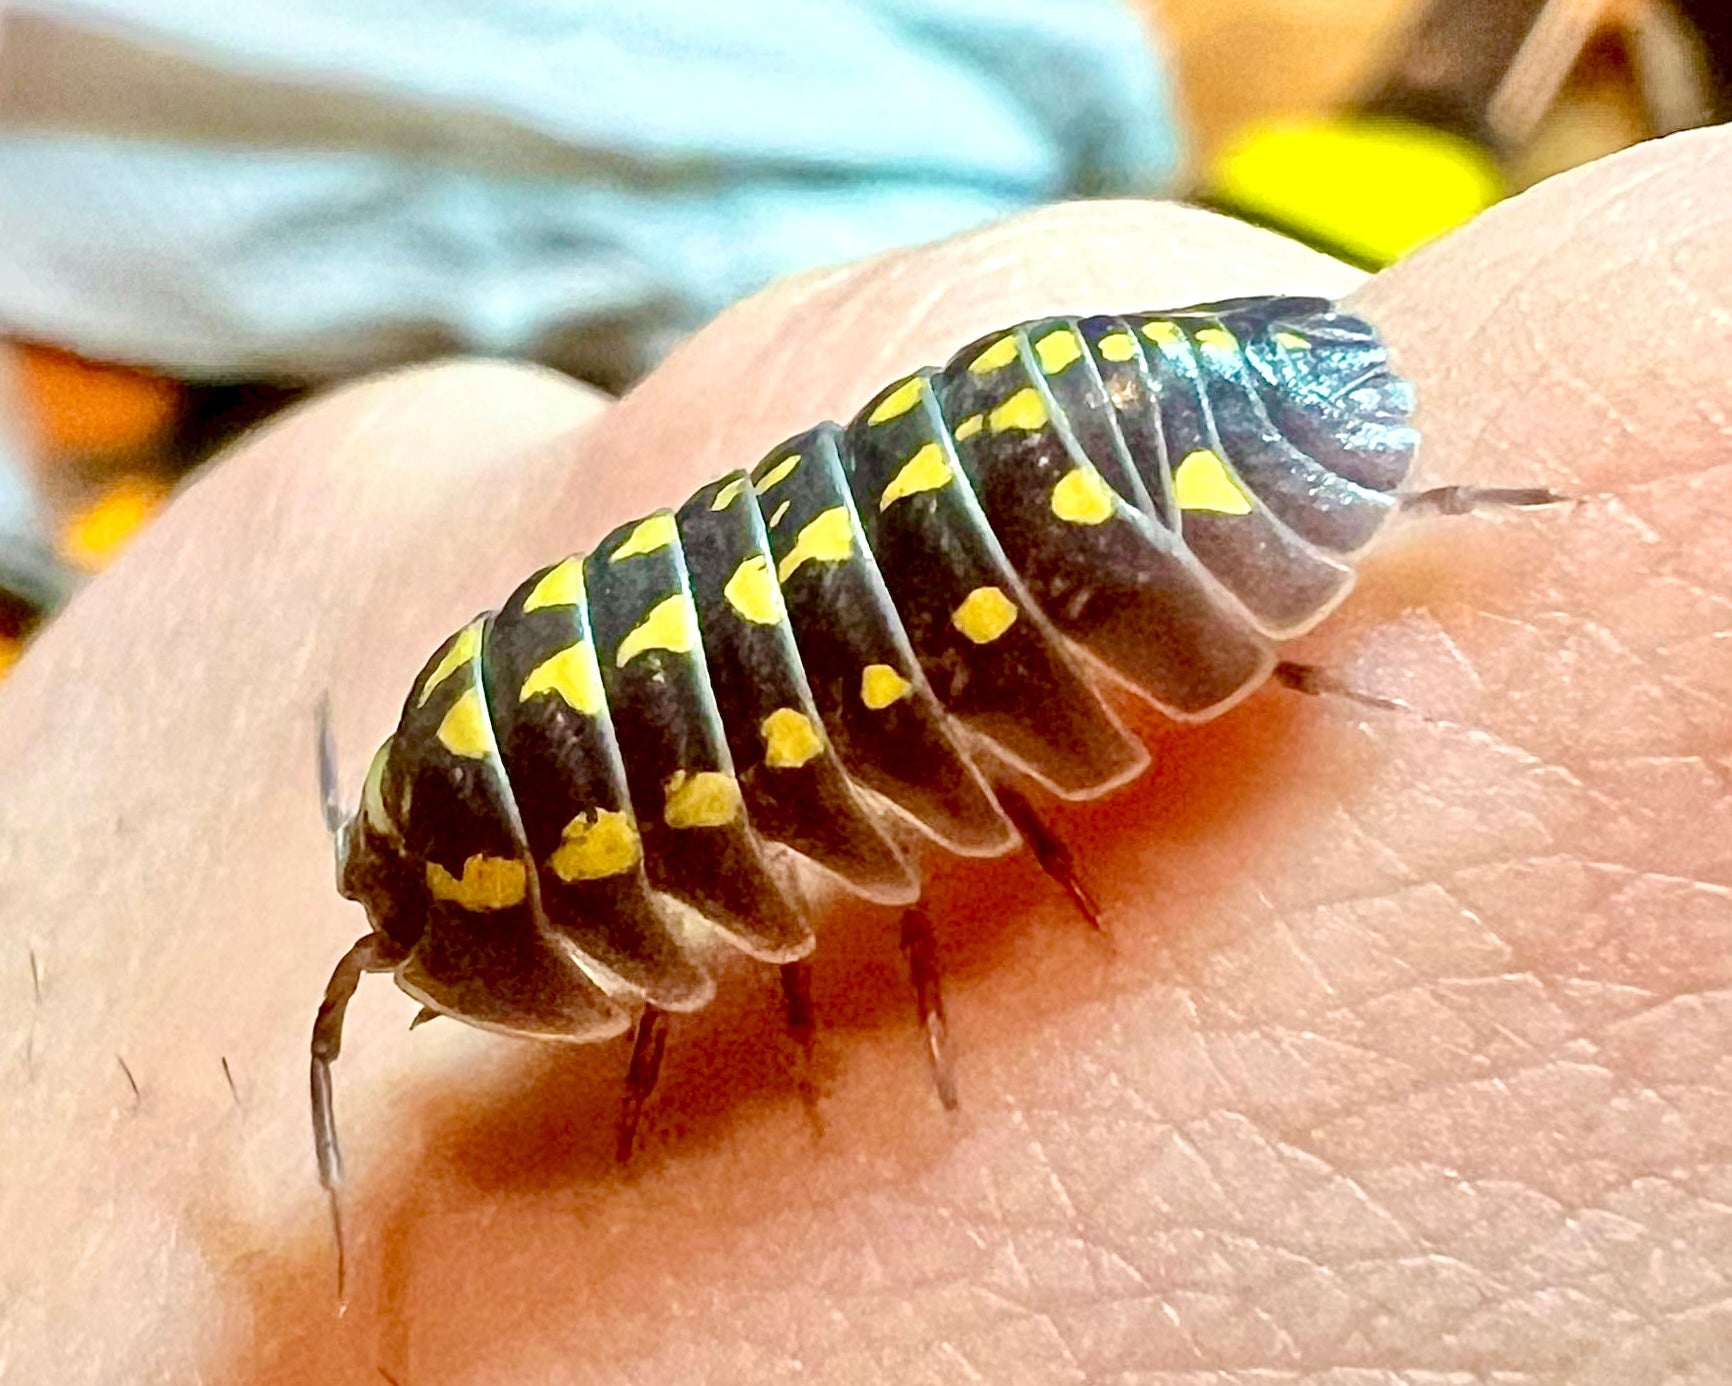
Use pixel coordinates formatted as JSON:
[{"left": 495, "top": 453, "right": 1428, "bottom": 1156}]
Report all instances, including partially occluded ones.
[{"left": 204, "top": 669, "right": 1326, "bottom": 1383}]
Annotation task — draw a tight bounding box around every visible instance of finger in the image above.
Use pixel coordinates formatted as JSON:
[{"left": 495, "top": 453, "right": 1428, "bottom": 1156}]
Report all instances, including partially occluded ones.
[
  {"left": 0, "top": 358, "right": 611, "bottom": 1380},
  {"left": 0, "top": 203, "right": 1355, "bottom": 1383}
]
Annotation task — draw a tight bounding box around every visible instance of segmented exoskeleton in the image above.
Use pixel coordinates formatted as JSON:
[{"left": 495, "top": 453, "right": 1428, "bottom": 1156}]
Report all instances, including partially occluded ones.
[{"left": 313, "top": 295, "right": 1446, "bottom": 1283}]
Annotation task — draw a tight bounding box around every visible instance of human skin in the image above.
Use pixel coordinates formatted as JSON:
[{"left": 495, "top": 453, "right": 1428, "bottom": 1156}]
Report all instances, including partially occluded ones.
[{"left": 4, "top": 125, "right": 1732, "bottom": 1384}]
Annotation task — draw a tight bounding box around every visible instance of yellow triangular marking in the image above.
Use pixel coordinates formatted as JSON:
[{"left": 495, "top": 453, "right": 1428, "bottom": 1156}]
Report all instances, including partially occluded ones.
[
  {"left": 968, "top": 336, "right": 1018, "bottom": 374},
  {"left": 1034, "top": 329, "right": 1081, "bottom": 375},
  {"left": 756, "top": 454, "right": 800, "bottom": 492},
  {"left": 776, "top": 506, "right": 854, "bottom": 582},
  {"left": 549, "top": 809, "right": 642, "bottom": 881},
  {"left": 519, "top": 642, "right": 604, "bottom": 714},
  {"left": 989, "top": 387, "right": 1047, "bottom": 434},
  {"left": 724, "top": 554, "right": 782, "bottom": 625},
  {"left": 426, "top": 853, "right": 526, "bottom": 910},
  {"left": 417, "top": 621, "right": 482, "bottom": 707},
  {"left": 951, "top": 586, "right": 1018, "bottom": 644},
  {"left": 879, "top": 442, "right": 952, "bottom": 511},
  {"left": 1051, "top": 468, "right": 1116, "bottom": 525},
  {"left": 1195, "top": 326, "right": 1238, "bottom": 355},
  {"left": 954, "top": 413, "right": 984, "bottom": 441},
  {"left": 1274, "top": 331, "right": 1311, "bottom": 351},
  {"left": 761, "top": 707, "right": 824, "bottom": 768},
  {"left": 1097, "top": 331, "right": 1136, "bottom": 362},
  {"left": 610, "top": 512, "right": 678, "bottom": 562},
  {"left": 615, "top": 593, "right": 696, "bottom": 667},
  {"left": 1141, "top": 320, "right": 1182, "bottom": 347},
  {"left": 1173, "top": 449, "right": 1254, "bottom": 515},
  {"left": 663, "top": 769, "right": 742, "bottom": 828},
  {"left": 436, "top": 686, "right": 493, "bottom": 759},
  {"left": 523, "top": 556, "right": 585, "bottom": 612},
  {"left": 860, "top": 663, "right": 912, "bottom": 709},
  {"left": 867, "top": 376, "right": 924, "bottom": 425}
]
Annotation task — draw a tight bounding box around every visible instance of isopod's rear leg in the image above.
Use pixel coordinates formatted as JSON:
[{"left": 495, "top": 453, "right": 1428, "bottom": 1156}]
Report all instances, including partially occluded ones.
[
  {"left": 1400, "top": 484, "right": 1567, "bottom": 517},
  {"left": 900, "top": 906, "right": 958, "bottom": 1111},
  {"left": 994, "top": 782, "right": 1105, "bottom": 933},
  {"left": 311, "top": 932, "right": 406, "bottom": 1301},
  {"left": 615, "top": 1006, "right": 670, "bottom": 1164}
]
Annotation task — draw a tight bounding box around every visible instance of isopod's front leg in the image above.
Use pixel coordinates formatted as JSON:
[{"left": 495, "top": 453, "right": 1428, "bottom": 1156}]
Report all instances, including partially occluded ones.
[
  {"left": 1278, "top": 483, "right": 1569, "bottom": 713},
  {"left": 310, "top": 931, "right": 406, "bottom": 1301},
  {"left": 1400, "top": 484, "right": 1567, "bottom": 516}
]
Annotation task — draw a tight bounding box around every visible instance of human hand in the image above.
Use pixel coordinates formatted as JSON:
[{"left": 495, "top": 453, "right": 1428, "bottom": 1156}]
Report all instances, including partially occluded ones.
[{"left": 4, "top": 126, "right": 1731, "bottom": 1383}]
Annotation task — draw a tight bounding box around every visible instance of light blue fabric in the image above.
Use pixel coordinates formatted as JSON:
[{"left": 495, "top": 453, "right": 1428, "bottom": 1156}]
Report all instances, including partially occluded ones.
[{"left": 0, "top": 0, "right": 1179, "bottom": 382}]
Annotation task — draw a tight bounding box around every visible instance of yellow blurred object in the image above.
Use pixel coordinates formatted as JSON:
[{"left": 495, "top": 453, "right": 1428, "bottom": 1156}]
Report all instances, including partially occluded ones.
[
  {"left": 1208, "top": 115, "right": 1507, "bottom": 266},
  {"left": 0, "top": 634, "right": 18, "bottom": 678},
  {"left": 61, "top": 475, "right": 170, "bottom": 571}
]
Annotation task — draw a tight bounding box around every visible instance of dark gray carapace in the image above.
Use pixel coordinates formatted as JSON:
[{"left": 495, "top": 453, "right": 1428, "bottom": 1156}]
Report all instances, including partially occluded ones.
[{"left": 312, "top": 295, "right": 1441, "bottom": 1289}]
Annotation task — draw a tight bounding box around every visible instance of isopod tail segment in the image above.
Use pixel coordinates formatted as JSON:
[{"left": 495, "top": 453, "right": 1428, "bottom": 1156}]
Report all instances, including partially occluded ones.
[{"left": 311, "top": 292, "right": 1566, "bottom": 1293}]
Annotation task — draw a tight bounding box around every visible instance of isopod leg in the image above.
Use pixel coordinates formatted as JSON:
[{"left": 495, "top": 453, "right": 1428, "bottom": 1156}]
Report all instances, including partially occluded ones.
[
  {"left": 994, "top": 783, "right": 1104, "bottom": 933},
  {"left": 616, "top": 1006, "right": 670, "bottom": 1164},
  {"left": 899, "top": 907, "right": 958, "bottom": 1111},
  {"left": 1272, "top": 661, "right": 1407, "bottom": 714},
  {"left": 310, "top": 932, "right": 406, "bottom": 1303},
  {"left": 1400, "top": 484, "right": 1566, "bottom": 516},
  {"left": 779, "top": 959, "right": 817, "bottom": 1045}
]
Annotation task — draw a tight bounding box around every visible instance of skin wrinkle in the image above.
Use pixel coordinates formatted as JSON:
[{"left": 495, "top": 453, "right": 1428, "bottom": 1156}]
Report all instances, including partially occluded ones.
[{"left": 4, "top": 131, "right": 1732, "bottom": 1380}]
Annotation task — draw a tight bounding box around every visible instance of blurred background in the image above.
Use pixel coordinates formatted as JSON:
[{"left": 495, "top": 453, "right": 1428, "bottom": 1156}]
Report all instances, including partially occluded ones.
[{"left": 1, "top": 0, "right": 1727, "bottom": 676}]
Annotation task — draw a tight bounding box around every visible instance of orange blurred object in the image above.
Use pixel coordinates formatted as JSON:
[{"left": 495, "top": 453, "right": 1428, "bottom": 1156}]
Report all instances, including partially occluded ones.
[{"left": 13, "top": 342, "right": 180, "bottom": 458}]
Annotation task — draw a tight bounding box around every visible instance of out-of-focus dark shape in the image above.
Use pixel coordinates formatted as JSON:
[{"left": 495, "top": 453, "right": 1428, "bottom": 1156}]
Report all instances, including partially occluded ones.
[{"left": 1202, "top": 0, "right": 1722, "bottom": 269}]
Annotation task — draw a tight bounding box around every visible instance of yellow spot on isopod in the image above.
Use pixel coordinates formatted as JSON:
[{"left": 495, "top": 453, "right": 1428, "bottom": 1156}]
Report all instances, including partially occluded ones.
[
  {"left": 663, "top": 769, "right": 742, "bottom": 828},
  {"left": 710, "top": 477, "right": 746, "bottom": 511},
  {"left": 951, "top": 586, "right": 1018, "bottom": 644},
  {"left": 615, "top": 593, "right": 696, "bottom": 667},
  {"left": 522, "top": 556, "right": 584, "bottom": 612},
  {"left": 1051, "top": 468, "right": 1116, "bottom": 525},
  {"left": 989, "top": 387, "right": 1047, "bottom": 434},
  {"left": 417, "top": 621, "right": 482, "bottom": 707},
  {"left": 610, "top": 512, "right": 678, "bottom": 562},
  {"left": 1275, "top": 331, "right": 1310, "bottom": 350},
  {"left": 776, "top": 506, "right": 853, "bottom": 582},
  {"left": 879, "top": 442, "right": 952, "bottom": 511},
  {"left": 549, "top": 808, "right": 642, "bottom": 881},
  {"left": 769, "top": 500, "right": 791, "bottom": 527},
  {"left": 756, "top": 454, "right": 800, "bottom": 491},
  {"left": 360, "top": 739, "right": 394, "bottom": 834},
  {"left": 867, "top": 377, "right": 924, "bottom": 425},
  {"left": 1173, "top": 449, "right": 1254, "bottom": 515},
  {"left": 1034, "top": 329, "right": 1081, "bottom": 375},
  {"left": 860, "top": 663, "right": 912, "bottom": 709},
  {"left": 724, "top": 554, "right": 782, "bottom": 625},
  {"left": 1195, "top": 326, "right": 1238, "bottom": 354},
  {"left": 761, "top": 707, "right": 823, "bottom": 768},
  {"left": 969, "top": 336, "right": 1019, "bottom": 374},
  {"left": 1097, "top": 331, "right": 1136, "bottom": 362},
  {"left": 436, "top": 686, "right": 493, "bottom": 759},
  {"left": 954, "top": 413, "right": 984, "bottom": 441},
  {"left": 519, "top": 642, "right": 604, "bottom": 714},
  {"left": 426, "top": 854, "right": 526, "bottom": 910},
  {"left": 1141, "top": 320, "right": 1182, "bottom": 347}
]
